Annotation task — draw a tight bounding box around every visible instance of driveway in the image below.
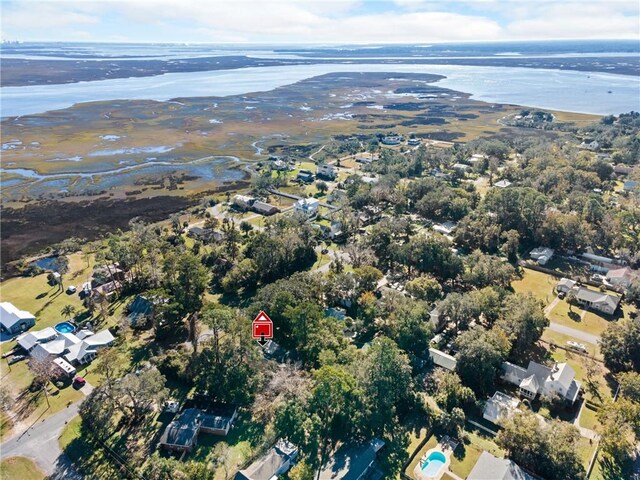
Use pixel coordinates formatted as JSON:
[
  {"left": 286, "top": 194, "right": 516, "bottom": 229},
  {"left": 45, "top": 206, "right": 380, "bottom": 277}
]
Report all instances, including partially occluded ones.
[
  {"left": 1, "top": 401, "right": 83, "bottom": 478},
  {"left": 1, "top": 382, "right": 93, "bottom": 479},
  {"left": 547, "top": 322, "right": 601, "bottom": 345}
]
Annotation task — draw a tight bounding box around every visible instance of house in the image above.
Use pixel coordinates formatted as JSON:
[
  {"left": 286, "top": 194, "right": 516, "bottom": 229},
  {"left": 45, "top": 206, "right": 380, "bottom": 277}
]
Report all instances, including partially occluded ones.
[
  {"left": 623, "top": 180, "right": 638, "bottom": 192},
  {"left": 494, "top": 180, "right": 512, "bottom": 188},
  {"left": 187, "top": 226, "right": 223, "bottom": 243},
  {"left": 0, "top": 302, "right": 36, "bottom": 335},
  {"left": 318, "top": 439, "right": 385, "bottom": 480},
  {"left": 529, "top": 247, "right": 554, "bottom": 265},
  {"left": 381, "top": 135, "right": 402, "bottom": 145},
  {"left": 501, "top": 361, "right": 581, "bottom": 404},
  {"left": 328, "top": 221, "right": 344, "bottom": 239},
  {"left": 407, "top": 138, "right": 421, "bottom": 146},
  {"left": 606, "top": 267, "right": 639, "bottom": 290},
  {"left": 573, "top": 287, "right": 620, "bottom": 315},
  {"left": 294, "top": 198, "right": 320, "bottom": 217},
  {"left": 452, "top": 163, "right": 471, "bottom": 174},
  {"left": 252, "top": 201, "right": 280, "bottom": 216},
  {"left": 234, "top": 195, "right": 256, "bottom": 210},
  {"left": 613, "top": 164, "right": 632, "bottom": 175},
  {"left": 160, "top": 405, "right": 238, "bottom": 453},
  {"left": 429, "top": 306, "right": 443, "bottom": 331},
  {"left": 467, "top": 451, "right": 536, "bottom": 480},
  {"left": 360, "top": 176, "right": 379, "bottom": 185},
  {"left": 273, "top": 160, "right": 292, "bottom": 171},
  {"left": 429, "top": 348, "right": 456, "bottom": 371},
  {"left": 483, "top": 391, "right": 520, "bottom": 426},
  {"left": 355, "top": 152, "right": 378, "bottom": 164},
  {"left": 17, "top": 327, "right": 57, "bottom": 352},
  {"left": 468, "top": 153, "right": 486, "bottom": 164},
  {"left": 556, "top": 278, "right": 577, "bottom": 294},
  {"left": 235, "top": 439, "right": 298, "bottom": 480},
  {"left": 433, "top": 221, "right": 457, "bottom": 236},
  {"left": 64, "top": 329, "right": 115, "bottom": 364},
  {"left": 296, "top": 170, "right": 315, "bottom": 183},
  {"left": 159, "top": 408, "right": 202, "bottom": 453},
  {"left": 317, "top": 163, "right": 337, "bottom": 180},
  {"left": 127, "top": 295, "right": 154, "bottom": 327},
  {"left": 580, "top": 140, "right": 599, "bottom": 151}
]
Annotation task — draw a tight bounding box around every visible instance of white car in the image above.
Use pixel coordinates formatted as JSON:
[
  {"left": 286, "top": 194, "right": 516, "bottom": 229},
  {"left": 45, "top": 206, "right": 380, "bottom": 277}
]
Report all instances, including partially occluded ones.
[
  {"left": 566, "top": 341, "right": 588, "bottom": 353},
  {"left": 164, "top": 400, "right": 180, "bottom": 413}
]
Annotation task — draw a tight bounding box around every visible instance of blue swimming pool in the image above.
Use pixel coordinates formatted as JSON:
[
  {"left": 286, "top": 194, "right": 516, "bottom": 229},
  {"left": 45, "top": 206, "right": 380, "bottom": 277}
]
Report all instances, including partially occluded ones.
[
  {"left": 421, "top": 451, "right": 446, "bottom": 477},
  {"left": 55, "top": 322, "right": 75, "bottom": 334}
]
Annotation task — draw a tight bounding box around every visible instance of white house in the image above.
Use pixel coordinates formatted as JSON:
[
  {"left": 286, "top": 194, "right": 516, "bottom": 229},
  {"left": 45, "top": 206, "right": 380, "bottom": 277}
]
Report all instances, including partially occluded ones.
[
  {"left": 18, "top": 327, "right": 114, "bottom": 365},
  {"left": 529, "top": 247, "right": 554, "bottom": 265},
  {"left": 316, "top": 163, "right": 337, "bottom": 180},
  {"left": 294, "top": 198, "right": 320, "bottom": 217},
  {"left": 494, "top": 180, "right": 512, "bottom": 188},
  {"left": 556, "top": 278, "right": 577, "bottom": 294},
  {"left": 0, "top": 302, "right": 36, "bottom": 335},
  {"left": 483, "top": 391, "right": 520, "bottom": 426},
  {"left": 234, "top": 195, "right": 256, "bottom": 210},
  {"left": 64, "top": 329, "right": 116, "bottom": 364},
  {"left": 573, "top": 287, "right": 620, "bottom": 315},
  {"left": 501, "top": 361, "right": 581, "bottom": 404}
]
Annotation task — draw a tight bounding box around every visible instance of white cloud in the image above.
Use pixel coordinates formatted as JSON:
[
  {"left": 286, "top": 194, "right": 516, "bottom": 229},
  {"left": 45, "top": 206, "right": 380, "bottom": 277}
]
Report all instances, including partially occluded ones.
[{"left": 1, "top": 0, "right": 638, "bottom": 43}]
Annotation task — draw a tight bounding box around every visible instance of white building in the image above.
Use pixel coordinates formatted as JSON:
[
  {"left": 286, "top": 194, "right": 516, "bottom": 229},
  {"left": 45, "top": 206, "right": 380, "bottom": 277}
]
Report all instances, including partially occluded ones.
[
  {"left": 294, "top": 198, "right": 320, "bottom": 217},
  {"left": 0, "top": 302, "right": 36, "bottom": 335},
  {"left": 483, "top": 391, "right": 520, "bottom": 426},
  {"left": 17, "top": 327, "right": 115, "bottom": 365},
  {"left": 233, "top": 195, "right": 256, "bottom": 210},
  {"left": 317, "top": 163, "right": 337, "bottom": 180},
  {"left": 556, "top": 278, "right": 577, "bottom": 294},
  {"left": 494, "top": 180, "right": 512, "bottom": 188},
  {"left": 501, "top": 361, "right": 581, "bottom": 404}
]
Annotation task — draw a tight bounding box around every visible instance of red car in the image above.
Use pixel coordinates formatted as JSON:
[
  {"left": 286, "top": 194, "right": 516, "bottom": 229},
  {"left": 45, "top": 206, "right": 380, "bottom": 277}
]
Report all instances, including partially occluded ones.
[{"left": 73, "top": 376, "right": 86, "bottom": 387}]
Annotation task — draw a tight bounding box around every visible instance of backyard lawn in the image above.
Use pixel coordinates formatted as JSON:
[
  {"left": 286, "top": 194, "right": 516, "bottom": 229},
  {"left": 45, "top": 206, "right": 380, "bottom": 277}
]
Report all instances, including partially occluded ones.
[
  {"left": 540, "top": 328, "right": 600, "bottom": 358},
  {"left": 448, "top": 426, "right": 506, "bottom": 479},
  {"left": 511, "top": 269, "right": 557, "bottom": 305},
  {"left": 0, "top": 456, "right": 45, "bottom": 480}
]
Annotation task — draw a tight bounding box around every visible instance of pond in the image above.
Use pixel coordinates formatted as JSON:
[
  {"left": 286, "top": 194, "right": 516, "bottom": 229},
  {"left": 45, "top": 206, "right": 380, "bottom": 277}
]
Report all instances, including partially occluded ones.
[{"left": 33, "top": 255, "right": 67, "bottom": 272}]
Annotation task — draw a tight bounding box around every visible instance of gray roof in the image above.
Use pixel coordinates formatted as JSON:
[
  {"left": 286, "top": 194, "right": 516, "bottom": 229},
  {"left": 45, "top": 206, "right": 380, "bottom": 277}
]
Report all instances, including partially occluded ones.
[
  {"left": 429, "top": 348, "right": 457, "bottom": 371},
  {"left": 235, "top": 441, "right": 297, "bottom": 480},
  {"left": 160, "top": 409, "right": 200, "bottom": 447},
  {"left": 468, "top": 451, "right": 536, "bottom": 480},
  {"left": 253, "top": 201, "right": 279, "bottom": 213},
  {"left": 575, "top": 287, "right": 620, "bottom": 309}
]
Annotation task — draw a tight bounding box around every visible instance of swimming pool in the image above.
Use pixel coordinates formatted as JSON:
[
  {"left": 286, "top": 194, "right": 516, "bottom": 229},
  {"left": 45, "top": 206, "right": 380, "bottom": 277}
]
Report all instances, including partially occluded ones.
[
  {"left": 421, "top": 451, "right": 446, "bottom": 477},
  {"left": 55, "top": 322, "right": 75, "bottom": 334}
]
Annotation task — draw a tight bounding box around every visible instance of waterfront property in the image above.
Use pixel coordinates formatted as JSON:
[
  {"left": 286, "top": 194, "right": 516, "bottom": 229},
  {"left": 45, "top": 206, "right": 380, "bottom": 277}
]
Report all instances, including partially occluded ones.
[
  {"left": 0, "top": 302, "right": 36, "bottom": 335},
  {"left": 501, "top": 361, "right": 581, "bottom": 404}
]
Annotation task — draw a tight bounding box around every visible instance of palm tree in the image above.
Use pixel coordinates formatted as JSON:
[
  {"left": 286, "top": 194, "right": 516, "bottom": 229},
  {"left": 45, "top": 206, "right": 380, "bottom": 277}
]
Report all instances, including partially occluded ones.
[
  {"left": 61, "top": 304, "right": 76, "bottom": 321},
  {"left": 566, "top": 290, "right": 576, "bottom": 313}
]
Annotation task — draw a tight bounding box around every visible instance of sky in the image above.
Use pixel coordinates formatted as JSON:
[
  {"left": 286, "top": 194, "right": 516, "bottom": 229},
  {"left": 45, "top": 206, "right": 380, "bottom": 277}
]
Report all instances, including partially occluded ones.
[{"left": 1, "top": 0, "right": 639, "bottom": 44}]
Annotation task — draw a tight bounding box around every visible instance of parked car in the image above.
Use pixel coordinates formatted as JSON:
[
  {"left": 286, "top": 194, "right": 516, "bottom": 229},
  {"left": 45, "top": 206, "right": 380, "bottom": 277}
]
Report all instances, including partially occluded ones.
[
  {"left": 73, "top": 376, "right": 86, "bottom": 387},
  {"left": 567, "top": 341, "right": 588, "bottom": 353},
  {"left": 8, "top": 355, "right": 26, "bottom": 365},
  {"left": 66, "top": 285, "right": 77, "bottom": 294},
  {"left": 558, "top": 291, "right": 566, "bottom": 299}
]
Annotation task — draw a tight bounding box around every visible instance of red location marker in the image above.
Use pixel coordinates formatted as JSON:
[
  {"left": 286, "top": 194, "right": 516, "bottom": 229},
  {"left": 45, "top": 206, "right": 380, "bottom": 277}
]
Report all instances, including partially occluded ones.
[{"left": 252, "top": 311, "right": 273, "bottom": 346}]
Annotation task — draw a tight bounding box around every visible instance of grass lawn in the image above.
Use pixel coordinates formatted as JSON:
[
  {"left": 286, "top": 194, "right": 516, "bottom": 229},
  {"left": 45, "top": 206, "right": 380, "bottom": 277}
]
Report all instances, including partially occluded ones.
[
  {"left": 511, "top": 269, "right": 557, "bottom": 305},
  {"left": 541, "top": 328, "right": 600, "bottom": 359},
  {"left": 577, "top": 436, "right": 598, "bottom": 471},
  {"left": 546, "top": 298, "right": 611, "bottom": 338},
  {"left": 578, "top": 402, "right": 601, "bottom": 431},
  {"left": 449, "top": 426, "right": 505, "bottom": 479},
  {"left": 0, "top": 456, "right": 45, "bottom": 480}
]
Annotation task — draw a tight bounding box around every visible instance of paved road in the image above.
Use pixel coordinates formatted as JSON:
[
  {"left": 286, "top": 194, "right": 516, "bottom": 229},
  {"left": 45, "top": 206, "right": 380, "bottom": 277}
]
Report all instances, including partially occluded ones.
[
  {"left": 1, "top": 401, "right": 84, "bottom": 479},
  {"left": 548, "top": 321, "right": 600, "bottom": 345}
]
